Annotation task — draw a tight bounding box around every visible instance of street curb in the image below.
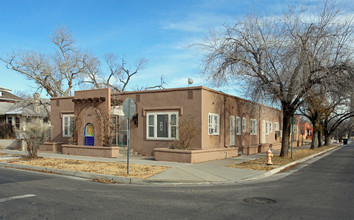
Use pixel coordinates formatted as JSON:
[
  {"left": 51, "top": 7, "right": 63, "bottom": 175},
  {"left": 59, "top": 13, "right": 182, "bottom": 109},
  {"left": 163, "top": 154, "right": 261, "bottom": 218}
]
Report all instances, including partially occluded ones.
[
  {"left": 0, "top": 145, "right": 342, "bottom": 185},
  {"left": 240, "top": 145, "right": 342, "bottom": 182},
  {"left": 0, "top": 162, "right": 216, "bottom": 185}
]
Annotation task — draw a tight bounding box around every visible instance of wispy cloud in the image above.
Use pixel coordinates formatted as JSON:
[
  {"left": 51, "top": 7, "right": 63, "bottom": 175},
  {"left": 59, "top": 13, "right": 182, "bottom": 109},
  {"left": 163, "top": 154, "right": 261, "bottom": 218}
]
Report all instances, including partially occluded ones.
[{"left": 161, "top": 13, "right": 233, "bottom": 33}]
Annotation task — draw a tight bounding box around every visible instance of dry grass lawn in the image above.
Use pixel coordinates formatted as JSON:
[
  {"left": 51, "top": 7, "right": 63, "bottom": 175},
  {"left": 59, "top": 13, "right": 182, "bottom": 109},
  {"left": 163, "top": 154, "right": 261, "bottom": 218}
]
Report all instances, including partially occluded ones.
[
  {"left": 13, "top": 158, "right": 169, "bottom": 179},
  {"left": 228, "top": 146, "right": 337, "bottom": 171}
]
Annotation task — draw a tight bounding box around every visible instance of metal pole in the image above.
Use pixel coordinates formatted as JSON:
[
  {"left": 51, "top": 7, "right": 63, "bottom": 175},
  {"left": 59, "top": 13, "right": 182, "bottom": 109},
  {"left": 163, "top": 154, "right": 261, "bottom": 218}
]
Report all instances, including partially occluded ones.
[{"left": 127, "top": 102, "right": 130, "bottom": 175}]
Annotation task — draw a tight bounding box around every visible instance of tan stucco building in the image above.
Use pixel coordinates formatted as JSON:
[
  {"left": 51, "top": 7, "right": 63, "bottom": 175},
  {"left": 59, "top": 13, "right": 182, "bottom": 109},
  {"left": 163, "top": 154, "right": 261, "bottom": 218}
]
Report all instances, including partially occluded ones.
[{"left": 45, "top": 86, "right": 299, "bottom": 159}]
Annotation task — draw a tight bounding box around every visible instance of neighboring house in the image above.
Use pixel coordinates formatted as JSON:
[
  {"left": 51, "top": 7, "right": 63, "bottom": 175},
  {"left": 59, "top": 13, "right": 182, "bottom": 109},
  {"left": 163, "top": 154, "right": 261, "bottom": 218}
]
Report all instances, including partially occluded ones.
[
  {"left": 299, "top": 122, "right": 313, "bottom": 140},
  {"left": 46, "top": 86, "right": 300, "bottom": 157},
  {"left": 0, "top": 87, "right": 23, "bottom": 125},
  {"left": 0, "top": 87, "right": 22, "bottom": 103},
  {"left": 5, "top": 94, "right": 51, "bottom": 132}
]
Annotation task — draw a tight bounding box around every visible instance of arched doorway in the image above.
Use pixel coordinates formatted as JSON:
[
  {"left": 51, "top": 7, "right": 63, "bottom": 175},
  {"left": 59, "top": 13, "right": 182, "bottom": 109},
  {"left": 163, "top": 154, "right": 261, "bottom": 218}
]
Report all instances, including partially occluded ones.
[{"left": 84, "top": 123, "right": 95, "bottom": 146}]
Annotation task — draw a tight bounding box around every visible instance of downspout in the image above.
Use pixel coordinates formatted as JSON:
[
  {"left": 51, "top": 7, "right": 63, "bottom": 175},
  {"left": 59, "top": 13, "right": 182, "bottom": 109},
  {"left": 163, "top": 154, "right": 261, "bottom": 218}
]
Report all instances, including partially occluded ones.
[
  {"left": 259, "top": 105, "right": 261, "bottom": 145},
  {"left": 224, "top": 95, "right": 227, "bottom": 148}
]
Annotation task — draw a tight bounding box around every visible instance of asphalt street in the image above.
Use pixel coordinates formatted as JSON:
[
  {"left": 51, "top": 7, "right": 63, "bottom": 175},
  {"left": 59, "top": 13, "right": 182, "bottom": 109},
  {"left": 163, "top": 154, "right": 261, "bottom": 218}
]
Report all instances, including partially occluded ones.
[{"left": 0, "top": 144, "right": 353, "bottom": 220}]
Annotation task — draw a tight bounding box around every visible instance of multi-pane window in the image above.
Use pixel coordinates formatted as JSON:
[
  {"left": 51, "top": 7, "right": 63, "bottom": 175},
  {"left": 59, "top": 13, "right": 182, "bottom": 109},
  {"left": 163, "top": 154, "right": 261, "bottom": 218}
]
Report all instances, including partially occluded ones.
[
  {"left": 170, "top": 114, "right": 177, "bottom": 138},
  {"left": 274, "top": 122, "right": 279, "bottom": 131},
  {"left": 266, "top": 121, "right": 269, "bottom": 135},
  {"left": 15, "top": 117, "right": 20, "bottom": 129},
  {"left": 250, "top": 119, "right": 257, "bottom": 135},
  {"left": 242, "top": 117, "right": 246, "bottom": 133},
  {"left": 269, "top": 122, "right": 273, "bottom": 133},
  {"left": 148, "top": 115, "right": 154, "bottom": 138},
  {"left": 62, "top": 114, "right": 74, "bottom": 137},
  {"left": 236, "top": 117, "right": 241, "bottom": 135},
  {"left": 7, "top": 116, "right": 12, "bottom": 125},
  {"left": 146, "top": 112, "right": 178, "bottom": 140},
  {"left": 208, "top": 113, "right": 220, "bottom": 135}
]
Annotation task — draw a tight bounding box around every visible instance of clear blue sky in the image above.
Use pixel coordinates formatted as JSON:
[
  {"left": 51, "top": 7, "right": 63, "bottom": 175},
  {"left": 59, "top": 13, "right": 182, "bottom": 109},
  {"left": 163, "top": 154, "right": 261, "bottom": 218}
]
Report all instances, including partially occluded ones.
[{"left": 0, "top": 0, "right": 352, "bottom": 98}]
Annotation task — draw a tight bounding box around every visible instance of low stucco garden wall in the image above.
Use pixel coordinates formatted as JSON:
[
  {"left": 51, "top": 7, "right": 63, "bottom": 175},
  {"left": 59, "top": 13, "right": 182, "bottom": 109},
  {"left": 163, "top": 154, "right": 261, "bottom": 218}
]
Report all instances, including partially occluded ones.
[
  {"left": 62, "top": 145, "right": 119, "bottom": 158},
  {"left": 154, "top": 147, "right": 239, "bottom": 163},
  {"left": 39, "top": 142, "right": 65, "bottom": 153}
]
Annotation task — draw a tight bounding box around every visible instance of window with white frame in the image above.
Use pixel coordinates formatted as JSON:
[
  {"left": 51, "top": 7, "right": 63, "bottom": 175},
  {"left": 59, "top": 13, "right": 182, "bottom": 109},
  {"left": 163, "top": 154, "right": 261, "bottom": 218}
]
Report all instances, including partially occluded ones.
[
  {"left": 15, "top": 117, "right": 20, "bottom": 129},
  {"left": 269, "top": 122, "right": 273, "bottom": 133},
  {"left": 62, "top": 114, "right": 74, "bottom": 137},
  {"left": 7, "top": 116, "right": 12, "bottom": 125},
  {"left": 250, "top": 119, "right": 257, "bottom": 135},
  {"left": 236, "top": 117, "right": 241, "bottom": 135},
  {"left": 242, "top": 117, "right": 246, "bottom": 133},
  {"left": 208, "top": 113, "right": 220, "bottom": 135},
  {"left": 274, "top": 122, "right": 279, "bottom": 131},
  {"left": 146, "top": 112, "right": 178, "bottom": 140},
  {"left": 266, "top": 121, "right": 269, "bottom": 135}
]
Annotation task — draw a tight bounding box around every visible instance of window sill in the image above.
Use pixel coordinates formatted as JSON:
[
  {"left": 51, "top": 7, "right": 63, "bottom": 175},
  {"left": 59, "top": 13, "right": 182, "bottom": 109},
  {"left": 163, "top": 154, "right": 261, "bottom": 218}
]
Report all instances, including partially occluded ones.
[{"left": 146, "top": 138, "right": 176, "bottom": 141}]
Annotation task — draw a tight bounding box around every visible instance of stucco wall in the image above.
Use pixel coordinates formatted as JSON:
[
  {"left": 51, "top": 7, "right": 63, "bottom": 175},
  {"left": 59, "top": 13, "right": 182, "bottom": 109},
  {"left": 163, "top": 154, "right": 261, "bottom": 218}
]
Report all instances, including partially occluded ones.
[
  {"left": 49, "top": 86, "right": 298, "bottom": 157},
  {"left": 73, "top": 88, "right": 111, "bottom": 146},
  {"left": 114, "top": 87, "right": 202, "bottom": 156},
  {"left": 50, "top": 96, "right": 74, "bottom": 143},
  {"left": 200, "top": 89, "right": 225, "bottom": 149},
  {"left": 201, "top": 88, "right": 284, "bottom": 152}
]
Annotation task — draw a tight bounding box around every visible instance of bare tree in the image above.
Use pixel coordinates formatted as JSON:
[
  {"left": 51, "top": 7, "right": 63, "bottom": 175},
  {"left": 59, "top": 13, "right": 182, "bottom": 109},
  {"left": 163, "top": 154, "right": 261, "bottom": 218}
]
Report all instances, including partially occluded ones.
[
  {"left": 322, "top": 107, "right": 354, "bottom": 145},
  {"left": 335, "top": 118, "right": 354, "bottom": 141},
  {"left": 300, "top": 88, "right": 331, "bottom": 149},
  {"left": 1, "top": 26, "right": 97, "bottom": 97},
  {"left": 301, "top": 69, "right": 353, "bottom": 147},
  {"left": 135, "top": 76, "right": 167, "bottom": 91},
  {"left": 195, "top": 1, "right": 353, "bottom": 156},
  {"left": 172, "top": 116, "right": 199, "bottom": 150},
  {"left": 1, "top": 26, "right": 159, "bottom": 96},
  {"left": 23, "top": 122, "right": 51, "bottom": 158},
  {"left": 80, "top": 54, "right": 148, "bottom": 92}
]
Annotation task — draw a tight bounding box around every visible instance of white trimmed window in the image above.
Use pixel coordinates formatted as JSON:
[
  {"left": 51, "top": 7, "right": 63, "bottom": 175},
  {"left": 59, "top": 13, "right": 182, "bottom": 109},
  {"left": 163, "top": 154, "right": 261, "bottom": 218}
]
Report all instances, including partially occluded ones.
[
  {"left": 266, "top": 121, "right": 269, "bottom": 135},
  {"left": 274, "top": 122, "right": 279, "bottom": 131},
  {"left": 147, "top": 112, "right": 178, "bottom": 140},
  {"left": 242, "top": 117, "right": 246, "bottom": 133},
  {"left": 62, "top": 114, "right": 74, "bottom": 137},
  {"left": 236, "top": 117, "right": 241, "bottom": 135},
  {"left": 208, "top": 113, "right": 220, "bottom": 135},
  {"left": 270, "top": 122, "right": 273, "bottom": 133},
  {"left": 250, "top": 119, "right": 257, "bottom": 135}
]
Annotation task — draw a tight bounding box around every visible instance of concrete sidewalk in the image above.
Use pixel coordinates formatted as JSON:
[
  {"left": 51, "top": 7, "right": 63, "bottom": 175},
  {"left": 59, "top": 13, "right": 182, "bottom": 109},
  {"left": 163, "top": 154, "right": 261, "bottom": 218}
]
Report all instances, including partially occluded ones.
[{"left": 0, "top": 144, "right": 341, "bottom": 185}]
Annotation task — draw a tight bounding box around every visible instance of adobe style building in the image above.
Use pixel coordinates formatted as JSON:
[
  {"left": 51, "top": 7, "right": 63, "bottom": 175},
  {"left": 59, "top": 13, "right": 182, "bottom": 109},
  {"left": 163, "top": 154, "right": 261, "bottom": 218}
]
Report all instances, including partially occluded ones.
[{"left": 43, "top": 86, "right": 299, "bottom": 162}]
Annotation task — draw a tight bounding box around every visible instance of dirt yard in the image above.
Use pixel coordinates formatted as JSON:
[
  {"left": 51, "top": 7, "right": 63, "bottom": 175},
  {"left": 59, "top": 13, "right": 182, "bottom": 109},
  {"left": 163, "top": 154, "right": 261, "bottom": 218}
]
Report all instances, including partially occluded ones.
[
  {"left": 12, "top": 158, "right": 169, "bottom": 179},
  {"left": 228, "top": 145, "right": 337, "bottom": 171}
]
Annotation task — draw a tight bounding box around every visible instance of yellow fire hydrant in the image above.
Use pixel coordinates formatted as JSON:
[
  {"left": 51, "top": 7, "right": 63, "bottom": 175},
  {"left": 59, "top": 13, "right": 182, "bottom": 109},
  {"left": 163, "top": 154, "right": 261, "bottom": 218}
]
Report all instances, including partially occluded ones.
[{"left": 267, "top": 148, "right": 273, "bottom": 165}]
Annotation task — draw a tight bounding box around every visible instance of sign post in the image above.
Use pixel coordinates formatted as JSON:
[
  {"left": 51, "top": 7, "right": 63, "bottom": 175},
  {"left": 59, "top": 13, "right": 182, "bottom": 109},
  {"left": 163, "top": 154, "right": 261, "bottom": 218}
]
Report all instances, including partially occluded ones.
[
  {"left": 123, "top": 98, "right": 136, "bottom": 175},
  {"left": 291, "top": 117, "right": 294, "bottom": 160}
]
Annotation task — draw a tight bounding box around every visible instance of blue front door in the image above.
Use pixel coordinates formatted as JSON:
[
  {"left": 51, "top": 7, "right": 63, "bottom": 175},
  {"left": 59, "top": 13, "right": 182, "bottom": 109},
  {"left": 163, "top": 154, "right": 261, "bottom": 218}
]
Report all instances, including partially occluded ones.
[{"left": 84, "top": 123, "right": 95, "bottom": 146}]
